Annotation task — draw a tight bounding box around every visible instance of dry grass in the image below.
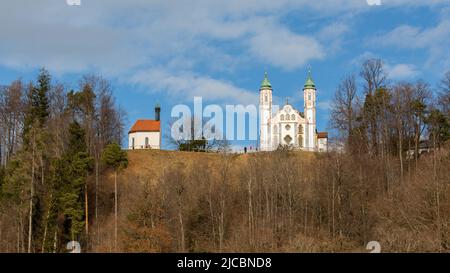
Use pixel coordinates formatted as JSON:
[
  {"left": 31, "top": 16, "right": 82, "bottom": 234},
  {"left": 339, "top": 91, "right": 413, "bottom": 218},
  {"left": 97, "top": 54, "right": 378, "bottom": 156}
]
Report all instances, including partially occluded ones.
[{"left": 90, "top": 148, "right": 449, "bottom": 253}]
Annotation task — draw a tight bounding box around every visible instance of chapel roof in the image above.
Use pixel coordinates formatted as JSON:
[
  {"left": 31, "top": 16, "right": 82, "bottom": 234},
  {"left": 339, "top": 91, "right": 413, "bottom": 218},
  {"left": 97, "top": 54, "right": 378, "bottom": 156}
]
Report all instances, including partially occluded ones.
[
  {"left": 129, "top": 120, "right": 161, "bottom": 134},
  {"left": 317, "top": 132, "right": 328, "bottom": 139}
]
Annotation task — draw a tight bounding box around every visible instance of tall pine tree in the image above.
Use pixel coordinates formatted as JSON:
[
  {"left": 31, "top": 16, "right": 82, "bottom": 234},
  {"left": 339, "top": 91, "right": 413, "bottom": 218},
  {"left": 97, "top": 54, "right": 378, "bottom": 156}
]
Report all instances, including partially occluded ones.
[
  {"left": 49, "top": 122, "right": 93, "bottom": 252},
  {"left": 23, "top": 68, "right": 50, "bottom": 144}
]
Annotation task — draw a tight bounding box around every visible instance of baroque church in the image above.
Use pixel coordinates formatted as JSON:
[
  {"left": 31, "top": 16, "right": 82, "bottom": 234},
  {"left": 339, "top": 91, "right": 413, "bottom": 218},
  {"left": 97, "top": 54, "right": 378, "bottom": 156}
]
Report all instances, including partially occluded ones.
[{"left": 259, "top": 70, "right": 328, "bottom": 152}]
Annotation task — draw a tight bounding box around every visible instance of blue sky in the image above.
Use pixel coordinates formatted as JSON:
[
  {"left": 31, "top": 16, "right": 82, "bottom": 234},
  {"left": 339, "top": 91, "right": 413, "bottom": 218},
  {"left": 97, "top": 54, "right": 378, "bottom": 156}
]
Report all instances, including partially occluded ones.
[{"left": 0, "top": 0, "right": 449, "bottom": 150}]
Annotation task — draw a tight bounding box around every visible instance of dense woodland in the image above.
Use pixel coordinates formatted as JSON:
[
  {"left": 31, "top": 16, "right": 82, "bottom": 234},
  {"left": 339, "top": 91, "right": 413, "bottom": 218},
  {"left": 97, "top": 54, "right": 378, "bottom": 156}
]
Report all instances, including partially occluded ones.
[
  {"left": 0, "top": 69, "right": 126, "bottom": 252},
  {"left": 0, "top": 59, "right": 449, "bottom": 252}
]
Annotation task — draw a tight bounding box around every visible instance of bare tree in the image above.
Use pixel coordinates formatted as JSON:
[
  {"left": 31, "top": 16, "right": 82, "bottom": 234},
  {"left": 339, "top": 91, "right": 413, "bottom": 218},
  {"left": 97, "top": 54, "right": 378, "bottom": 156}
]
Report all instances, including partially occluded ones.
[
  {"left": 0, "top": 81, "right": 24, "bottom": 165},
  {"left": 392, "top": 83, "right": 412, "bottom": 179},
  {"left": 438, "top": 71, "right": 450, "bottom": 117},
  {"left": 360, "top": 58, "right": 387, "bottom": 155},
  {"left": 331, "top": 75, "right": 358, "bottom": 151},
  {"left": 360, "top": 58, "right": 387, "bottom": 96},
  {"left": 411, "top": 81, "right": 431, "bottom": 165}
]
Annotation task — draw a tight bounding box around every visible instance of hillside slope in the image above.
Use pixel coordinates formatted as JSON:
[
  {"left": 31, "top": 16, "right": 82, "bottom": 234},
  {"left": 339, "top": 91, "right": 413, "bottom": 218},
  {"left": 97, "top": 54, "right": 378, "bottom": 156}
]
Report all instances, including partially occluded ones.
[{"left": 92, "top": 148, "right": 449, "bottom": 253}]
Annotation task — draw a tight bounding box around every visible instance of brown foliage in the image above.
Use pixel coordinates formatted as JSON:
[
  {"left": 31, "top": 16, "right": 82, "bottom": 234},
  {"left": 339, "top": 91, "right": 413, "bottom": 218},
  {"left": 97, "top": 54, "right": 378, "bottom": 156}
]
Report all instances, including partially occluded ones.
[{"left": 88, "top": 147, "right": 449, "bottom": 253}]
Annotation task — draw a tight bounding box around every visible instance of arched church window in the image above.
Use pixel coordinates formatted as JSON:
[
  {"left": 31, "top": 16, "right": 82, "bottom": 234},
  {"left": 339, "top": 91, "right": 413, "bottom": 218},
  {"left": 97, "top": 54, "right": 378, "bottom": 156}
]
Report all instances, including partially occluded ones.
[
  {"left": 286, "top": 114, "right": 290, "bottom": 121},
  {"left": 273, "top": 125, "right": 278, "bottom": 133},
  {"left": 291, "top": 114, "right": 295, "bottom": 120},
  {"left": 308, "top": 93, "right": 312, "bottom": 101},
  {"left": 264, "top": 94, "right": 268, "bottom": 103},
  {"left": 280, "top": 114, "right": 284, "bottom": 121},
  {"left": 299, "top": 125, "right": 303, "bottom": 133}
]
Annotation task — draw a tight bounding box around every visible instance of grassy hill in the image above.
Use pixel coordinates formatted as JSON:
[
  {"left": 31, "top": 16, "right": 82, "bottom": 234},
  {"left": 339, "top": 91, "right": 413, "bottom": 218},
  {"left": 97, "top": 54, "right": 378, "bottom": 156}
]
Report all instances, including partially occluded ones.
[
  {"left": 92, "top": 148, "right": 450, "bottom": 253},
  {"left": 122, "top": 149, "right": 317, "bottom": 183}
]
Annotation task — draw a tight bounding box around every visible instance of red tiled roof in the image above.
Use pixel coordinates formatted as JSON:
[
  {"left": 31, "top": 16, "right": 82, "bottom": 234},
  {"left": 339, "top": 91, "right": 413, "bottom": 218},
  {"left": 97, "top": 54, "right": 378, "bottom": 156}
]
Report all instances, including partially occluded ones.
[
  {"left": 129, "top": 120, "right": 160, "bottom": 134},
  {"left": 317, "top": 132, "right": 328, "bottom": 139}
]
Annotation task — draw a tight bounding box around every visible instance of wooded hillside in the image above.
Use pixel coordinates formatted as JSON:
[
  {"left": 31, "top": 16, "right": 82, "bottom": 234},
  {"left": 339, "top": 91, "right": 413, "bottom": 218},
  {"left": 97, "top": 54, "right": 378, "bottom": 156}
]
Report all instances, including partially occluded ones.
[{"left": 90, "top": 147, "right": 449, "bottom": 253}]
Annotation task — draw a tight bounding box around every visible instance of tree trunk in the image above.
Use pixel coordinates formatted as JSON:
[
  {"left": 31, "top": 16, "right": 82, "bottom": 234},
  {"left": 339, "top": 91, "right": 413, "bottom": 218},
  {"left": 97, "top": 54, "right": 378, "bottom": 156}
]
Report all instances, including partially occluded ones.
[
  {"left": 85, "top": 178, "right": 89, "bottom": 249},
  {"left": 53, "top": 230, "right": 57, "bottom": 253},
  {"left": 432, "top": 134, "right": 441, "bottom": 252},
  {"left": 114, "top": 170, "right": 118, "bottom": 252},
  {"left": 304, "top": 199, "right": 308, "bottom": 236},
  {"left": 95, "top": 159, "right": 99, "bottom": 227},
  {"left": 219, "top": 199, "right": 225, "bottom": 253},
  {"left": 208, "top": 188, "right": 216, "bottom": 250},
  {"left": 248, "top": 177, "right": 253, "bottom": 247},
  {"left": 0, "top": 214, "right": 2, "bottom": 252},
  {"left": 41, "top": 193, "right": 52, "bottom": 253},
  {"left": 94, "top": 153, "right": 99, "bottom": 247},
  {"left": 414, "top": 122, "right": 420, "bottom": 168},
  {"left": 178, "top": 206, "right": 185, "bottom": 252},
  {"left": 398, "top": 124, "right": 404, "bottom": 181},
  {"left": 17, "top": 219, "right": 20, "bottom": 253},
  {"left": 332, "top": 172, "right": 336, "bottom": 238},
  {"left": 40, "top": 155, "right": 44, "bottom": 185},
  {"left": 28, "top": 138, "right": 35, "bottom": 253}
]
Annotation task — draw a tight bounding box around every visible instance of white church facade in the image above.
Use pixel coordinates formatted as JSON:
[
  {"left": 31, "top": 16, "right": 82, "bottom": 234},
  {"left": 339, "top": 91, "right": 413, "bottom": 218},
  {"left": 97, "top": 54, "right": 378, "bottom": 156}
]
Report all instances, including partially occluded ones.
[{"left": 259, "top": 71, "right": 328, "bottom": 152}]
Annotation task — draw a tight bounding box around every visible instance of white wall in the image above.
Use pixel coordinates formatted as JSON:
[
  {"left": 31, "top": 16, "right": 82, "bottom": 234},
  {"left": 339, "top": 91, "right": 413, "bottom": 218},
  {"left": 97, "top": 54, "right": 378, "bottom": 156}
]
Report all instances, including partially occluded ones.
[
  {"left": 128, "top": 131, "right": 161, "bottom": 149},
  {"left": 318, "top": 138, "right": 328, "bottom": 152},
  {"left": 304, "top": 87, "right": 316, "bottom": 151},
  {"left": 259, "top": 88, "right": 272, "bottom": 151}
]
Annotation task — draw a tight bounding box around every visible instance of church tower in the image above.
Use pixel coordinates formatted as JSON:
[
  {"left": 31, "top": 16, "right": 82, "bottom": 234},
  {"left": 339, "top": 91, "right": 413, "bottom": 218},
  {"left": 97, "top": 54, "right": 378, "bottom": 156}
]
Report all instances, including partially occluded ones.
[
  {"left": 303, "top": 69, "right": 316, "bottom": 151},
  {"left": 259, "top": 72, "right": 272, "bottom": 151}
]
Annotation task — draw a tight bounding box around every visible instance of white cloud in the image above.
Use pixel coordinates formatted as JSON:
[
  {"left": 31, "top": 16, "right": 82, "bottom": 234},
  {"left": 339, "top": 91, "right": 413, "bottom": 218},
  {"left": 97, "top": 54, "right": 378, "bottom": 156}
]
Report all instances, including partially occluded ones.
[
  {"left": 350, "top": 52, "right": 420, "bottom": 80},
  {"left": 382, "top": 0, "right": 449, "bottom": 6},
  {"left": 0, "top": 1, "right": 333, "bottom": 74},
  {"left": 372, "top": 22, "right": 450, "bottom": 50},
  {"left": 249, "top": 27, "right": 325, "bottom": 71},
  {"left": 129, "top": 69, "right": 258, "bottom": 105},
  {"left": 1, "top": 0, "right": 445, "bottom": 74},
  {"left": 0, "top": 0, "right": 449, "bottom": 101},
  {"left": 385, "top": 63, "right": 419, "bottom": 79},
  {"left": 317, "top": 22, "right": 350, "bottom": 54},
  {"left": 317, "top": 100, "right": 333, "bottom": 111},
  {"left": 318, "top": 22, "right": 349, "bottom": 40},
  {"left": 369, "top": 19, "right": 450, "bottom": 70},
  {"left": 0, "top": 24, "right": 144, "bottom": 75},
  {"left": 350, "top": 51, "right": 378, "bottom": 66}
]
